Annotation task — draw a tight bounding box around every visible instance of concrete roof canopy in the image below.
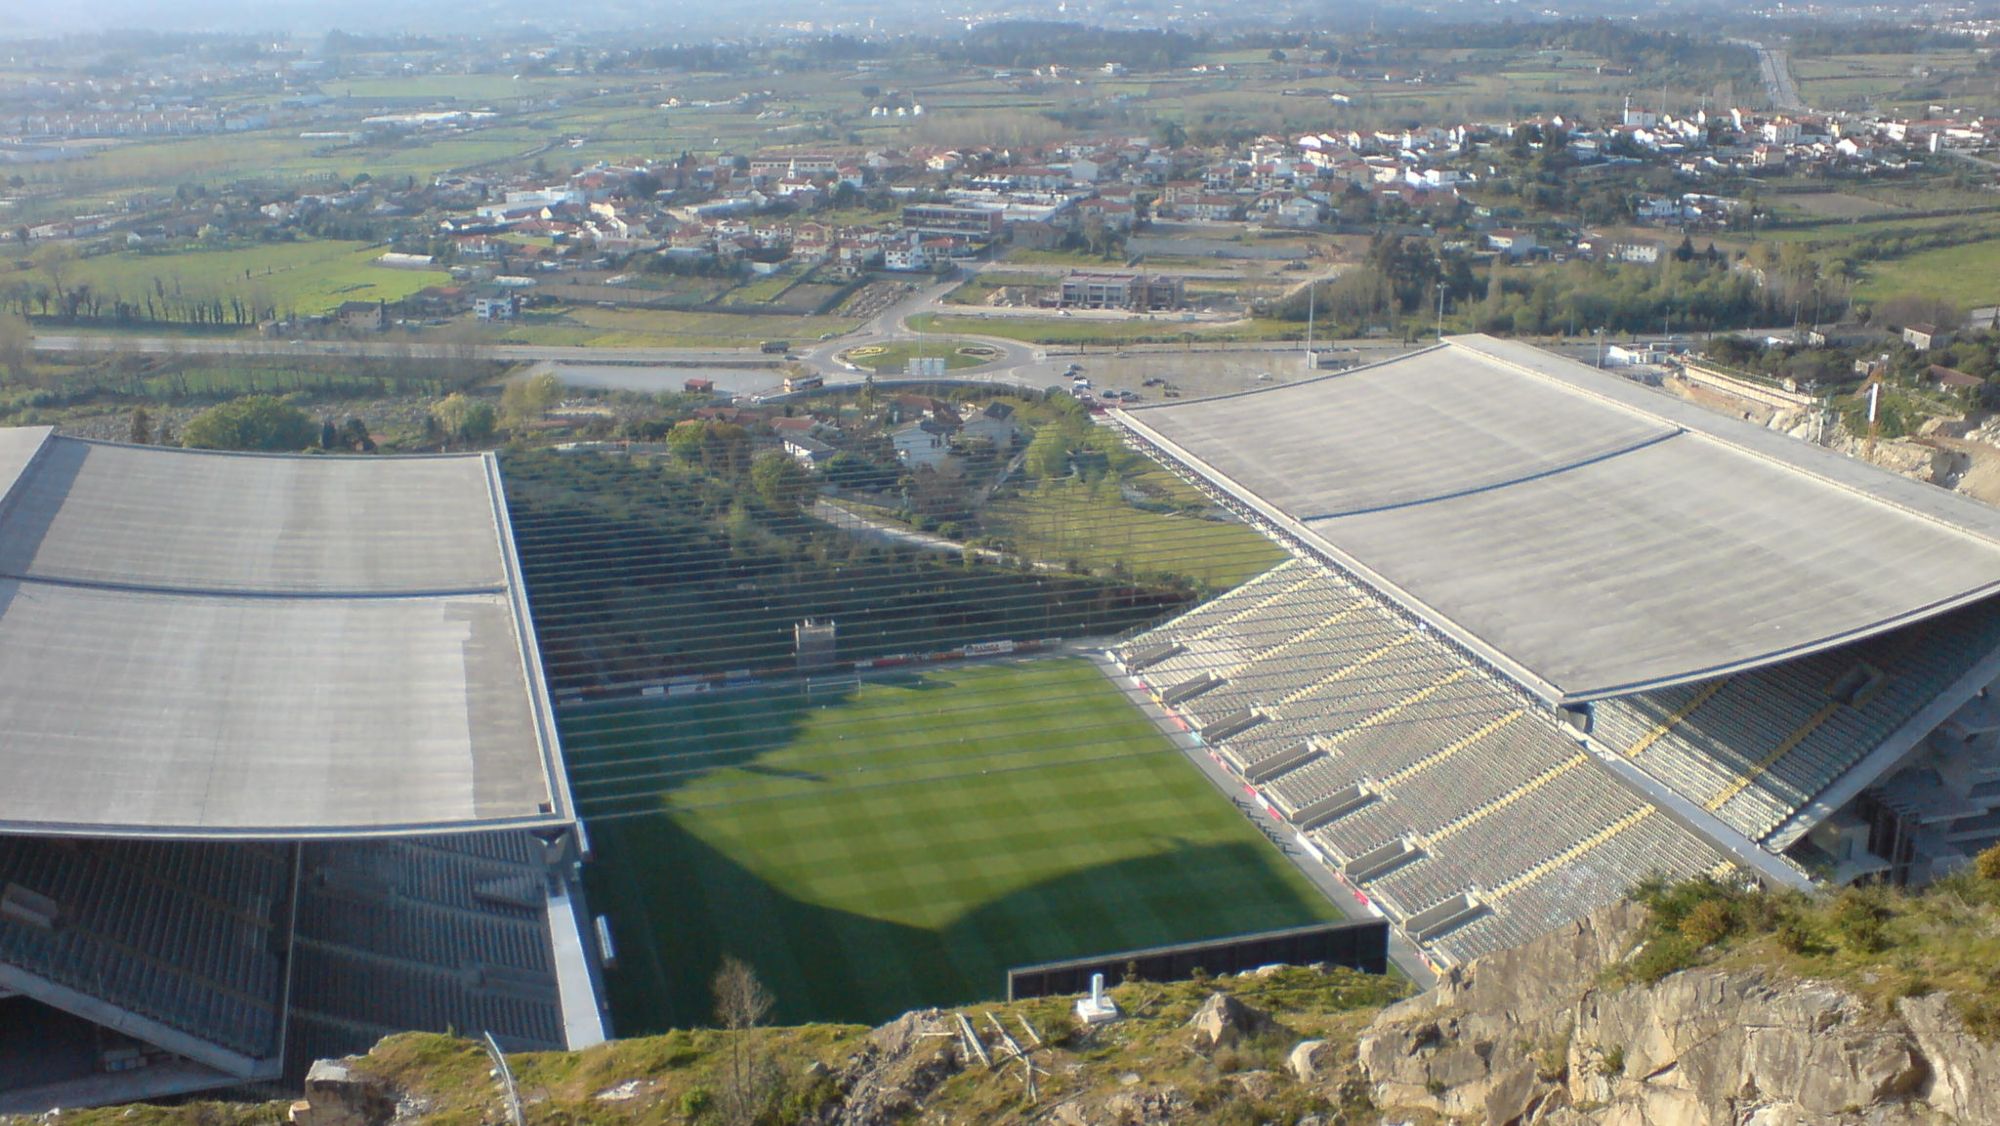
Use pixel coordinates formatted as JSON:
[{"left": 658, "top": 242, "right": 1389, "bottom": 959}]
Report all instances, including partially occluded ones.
[
  {"left": 1116, "top": 335, "right": 2000, "bottom": 703},
  {"left": 0, "top": 428, "right": 569, "bottom": 838}
]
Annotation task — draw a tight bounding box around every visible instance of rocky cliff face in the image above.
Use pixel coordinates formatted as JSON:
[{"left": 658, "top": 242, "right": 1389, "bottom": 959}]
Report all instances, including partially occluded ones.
[
  {"left": 1356, "top": 902, "right": 2000, "bottom": 1125},
  {"left": 20, "top": 901, "right": 2000, "bottom": 1126}
]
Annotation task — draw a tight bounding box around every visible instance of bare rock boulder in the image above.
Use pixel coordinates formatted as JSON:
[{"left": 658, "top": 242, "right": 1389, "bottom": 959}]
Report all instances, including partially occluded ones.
[
  {"left": 1187, "top": 992, "right": 1274, "bottom": 1051},
  {"left": 287, "top": 1060, "right": 395, "bottom": 1126},
  {"left": 1287, "top": 1038, "right": 1335, "bottom": 1084}
]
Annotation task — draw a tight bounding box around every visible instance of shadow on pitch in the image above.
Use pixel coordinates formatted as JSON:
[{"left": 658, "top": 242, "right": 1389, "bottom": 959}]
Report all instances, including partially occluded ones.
[{"left": 591, "top": 820, "right": 1336, "bottom": 1034}]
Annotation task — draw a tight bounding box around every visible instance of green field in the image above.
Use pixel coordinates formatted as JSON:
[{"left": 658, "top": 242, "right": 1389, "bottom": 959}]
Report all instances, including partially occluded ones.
[
  {"left": 52, "top": 239, "right": 450, "bottom": 320},
  {"left": 1855, "top": 238, "right": 2000, "bottom": 308},
  {"left": 564, "top": 658, "right": 1338, "bottom": 1032},
  {"left": 982, "top": 479, "right": 1287, "bottom": 589},
  {"left": 501, "top": 306, "right": 863, "bottom": 348},
  {"left": 909, "top": 313, "right": 1303, "bottom": 346},
  {"left": 837, "top": 339, "right": 998, "bottom": 373}
]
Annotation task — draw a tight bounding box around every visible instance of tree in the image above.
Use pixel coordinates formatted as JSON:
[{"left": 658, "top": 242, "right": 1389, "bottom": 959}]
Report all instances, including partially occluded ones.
[
  {"left": 1023, "top": 427, "right": 1069, "bottom": 479},
  {"left": 31, "top": 243, "right": 73, "bottom": 310},
  {"left": 501, "top": 369, "right": 565, "bottom": 427},
  {"left": 0, "top": 311, "right": 30, "bottom": 382},
  {"left": 701, "top": 421, "right": 751, "bottom": 477},
  {"left": 128, "top": 408, "right": 152, "bottom": 445},
  {"left": 712, "top": 956, "right": 778, "bottom": 1126},
  {"left": 181, "top": 395, "right": 318, "bottom": 451},
  {"left": 320, "top": 418, "right": 340, "bottom": 450},
  {"left": 430, "top": 393, "right": 497, "bottom": 447},
  {"left": 343, "top": 417, "right": 375, "bottom": 452},
  {"left": 751, "top": 451, "right": 811, "bottom": 516},
  {"left": 667, "top": 419, "right": 707, "bottom": 462}
]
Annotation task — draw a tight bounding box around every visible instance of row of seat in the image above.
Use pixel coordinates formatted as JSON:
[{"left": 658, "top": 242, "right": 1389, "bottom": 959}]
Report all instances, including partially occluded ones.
[
  {"left": 1117, "top": 559, "right": 1730, "bottom": 967},
  {"left": 284, "top": 832, "right": 568, "bottom": 1071},
  {"left": 288, "top": 938, "right": 566, "bottom": 1050},
  {"left": 1594, "top": 597, "right": 2000, "bottom": 844},
  {"left": 1432, "top": 807, "right": 1727, "bottom": 962},
  {"left": 0, "top": 837, "right": 288, "bottom": 1059},
  {"left": 299, "top": 838, "right": 549, "bottom": 920}
]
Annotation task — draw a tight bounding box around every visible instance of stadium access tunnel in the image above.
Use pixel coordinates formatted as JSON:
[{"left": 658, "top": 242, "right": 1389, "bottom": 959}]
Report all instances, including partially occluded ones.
[{"left": 0, "top": 429, "right": 607, "bottom": 1113}]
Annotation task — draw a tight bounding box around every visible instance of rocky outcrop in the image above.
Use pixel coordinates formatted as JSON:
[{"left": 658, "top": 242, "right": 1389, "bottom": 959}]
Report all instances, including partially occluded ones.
[
  {"left": 1287, "top": 1039, "right": 1335, "bottom": 1083},
  {"left": 1186, "top": 991, "right": 1276, "bottom": 1050},
  {"left": 1357, "top": 902, "right": 2000, "bottom": 1125},
  {"left": 286, "top": 1060, "right": 396, "bottom": 1126},
  {"left": 1569, "top": 972, "right": 1927, "bottom": 1124},
  {"left": 818, "top": 1008, "right": 966, "bottom": 1126},
  {"left": 1897, "top": 993, "right": 2000, "bottom": 1124}
]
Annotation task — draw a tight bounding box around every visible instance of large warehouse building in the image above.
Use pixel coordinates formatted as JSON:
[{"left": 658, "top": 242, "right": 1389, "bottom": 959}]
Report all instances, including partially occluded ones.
[
  {"left": 1110, "top": 335, "right": 2000, "bottom": 973},
  {"left": 0, "top": 429, "right": 605, "bottom": 1113}
]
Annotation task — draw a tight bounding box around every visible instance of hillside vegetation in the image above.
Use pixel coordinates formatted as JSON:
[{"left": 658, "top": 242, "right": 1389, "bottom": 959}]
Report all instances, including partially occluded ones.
[{"left": 22, "top": 846, "right": 2000, "bottom": 1126}]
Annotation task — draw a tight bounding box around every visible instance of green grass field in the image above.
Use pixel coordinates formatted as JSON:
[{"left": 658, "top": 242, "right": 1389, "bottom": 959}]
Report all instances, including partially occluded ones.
[
  {"left": 908, "top": 313, "right": 1303, "bottom": 346},
  {"left": 982, "top": 480, "right": 1287, "bottom": 589},
  {"left": 500, "top": 306, "right": 862, "bottom": 348},
  {"left": 563, "top": 658, "right": 1338, "bottom": 1032},
  {"left": 1854, "top": 238, "right": 2000, "bottom": 308},
  {"left": 55, "top": 239, "right": 450, "bottom": 320},
  {"left": 837, "top": 339, "right": 997, "bottom": 373}
]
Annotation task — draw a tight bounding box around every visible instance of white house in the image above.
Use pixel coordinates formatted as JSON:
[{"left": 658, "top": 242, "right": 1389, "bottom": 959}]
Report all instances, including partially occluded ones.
[
  {"left": 1612, "top": 241, "right": 1662, "bottom": 265},
  {"left": 891, "top": 419, "right": 955, "bottom": 468},
  {"left": 884, "top": 236, "right": 933, "bottom": 272},
  {"left": 473, "top": 289, "right": 522, "bottom": 322},
  {"left": 1486, "top": 228, "right": 1536, "bottom": 257},
  {"left": 783, "top": 435, "right": 835, "bottom": 468},
  {"left": 957, "top": 402, "right": 1018, "bottom": 451}
]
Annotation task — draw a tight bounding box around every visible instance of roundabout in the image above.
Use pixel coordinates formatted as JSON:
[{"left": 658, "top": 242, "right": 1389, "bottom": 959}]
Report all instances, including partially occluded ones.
[{"left": 835, "top": 339, "right": 1005, "bottom": 373}]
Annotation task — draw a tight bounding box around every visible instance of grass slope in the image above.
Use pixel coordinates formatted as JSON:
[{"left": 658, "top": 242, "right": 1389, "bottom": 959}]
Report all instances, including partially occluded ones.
[
  {"left": 564, "top": 658, "right": 1338, "bottom": 1032},
  {"left": 499, "top": 306, "right": 861, "bottom": 348},
  {"left": 981, "top": 479, "right": 1287, "bottom": 589},
  {"left": 908, "top": 313, "right": 1303, "bottom": 346},
  {"left": 1854, "top": 238, "right": 2000, "bottom": 308},
  {"left": 58, "top": 239, "right": 450, "bottom": 319}
]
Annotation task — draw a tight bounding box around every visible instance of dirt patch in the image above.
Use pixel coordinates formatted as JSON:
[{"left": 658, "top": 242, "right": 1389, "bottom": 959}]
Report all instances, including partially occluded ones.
[
  {"left": 1781, "top": 191, "right": 1908, "bottom": 220},
  {"left": 1926, "top": 434, "right": 2000, "bottom": 506},
  {"left": 1663, "top": 373, "right": 1779, "bottom": 425}
]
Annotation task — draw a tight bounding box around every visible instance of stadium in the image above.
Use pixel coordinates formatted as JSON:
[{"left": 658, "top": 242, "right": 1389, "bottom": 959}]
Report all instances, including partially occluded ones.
[
  {"left": 1108, "top": 335, "right": 2000, "bottom": 972},
  {"left": 5, "top": 330, "right": 2000, "bottom": 1109},
  {"left": 0, "top": 428, "right": 604, "bottom": 1112}
]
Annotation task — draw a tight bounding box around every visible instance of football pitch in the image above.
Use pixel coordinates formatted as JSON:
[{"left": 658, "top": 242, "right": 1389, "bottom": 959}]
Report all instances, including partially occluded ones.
[{"left": 560, "top": 657, "right": 1341, "bottom": 1031}]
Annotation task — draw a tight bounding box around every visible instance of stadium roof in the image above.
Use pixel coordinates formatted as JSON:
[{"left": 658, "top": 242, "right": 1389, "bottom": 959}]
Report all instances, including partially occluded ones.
[
  {"left": 0, "top": 428, "right": 571, "bottom": 839},
  {"left": 1116, "top": 335, "right": 2000, "bottom": 704}
]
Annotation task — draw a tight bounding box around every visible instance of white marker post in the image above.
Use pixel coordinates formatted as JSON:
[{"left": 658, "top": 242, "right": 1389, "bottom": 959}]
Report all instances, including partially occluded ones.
[{"left": 1076, "top": 970, "right": 1121, "bottom": 1025}]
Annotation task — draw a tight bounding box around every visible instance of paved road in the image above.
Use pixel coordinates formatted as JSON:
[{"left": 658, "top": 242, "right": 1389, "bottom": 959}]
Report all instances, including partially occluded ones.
[
  {"left": 30, "top": 268, "right": 1394, "bottom": 404},
  {"left": 33, "top": 333, "right": 780, "bottom": 368},
  {"left": 1088, "top": 650, "right": 1439, "bottom": 988},
  {"left": 1732, "top": 39, "right": 1807, "bottom": 113}
]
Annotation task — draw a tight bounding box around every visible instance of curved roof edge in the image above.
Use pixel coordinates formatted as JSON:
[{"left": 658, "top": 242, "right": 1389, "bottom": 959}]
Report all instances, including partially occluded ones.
[
  {"left": 1114, "top": 336, "right": 2000, "bottom": 704},
  {"left": 0, "top": 808, "right": 575, "bottom": 843},
  {"left": 1111, "top": 407, "right": 1569, "bottom": 702},
  {"left": 1450, "top": 334, "right": 2000, "bottom": 551},
  {"left": 485, "top": 450, "right": 577, "bottom": 833},
  {"left": 0, "top": 429, "right": 574, "bottom": 838}
]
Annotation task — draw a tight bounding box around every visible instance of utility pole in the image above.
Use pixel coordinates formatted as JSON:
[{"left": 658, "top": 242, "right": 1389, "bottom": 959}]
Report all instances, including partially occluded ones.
[
  {"left": 1436, "top": 280, "right": 1447, "bottom": 339},
  {"left": 1864, "top": 379, "right": 1882, "bottom": 461},
  {"left": 1304, "top": 279, "right": 1315, "bottom": 368}
]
